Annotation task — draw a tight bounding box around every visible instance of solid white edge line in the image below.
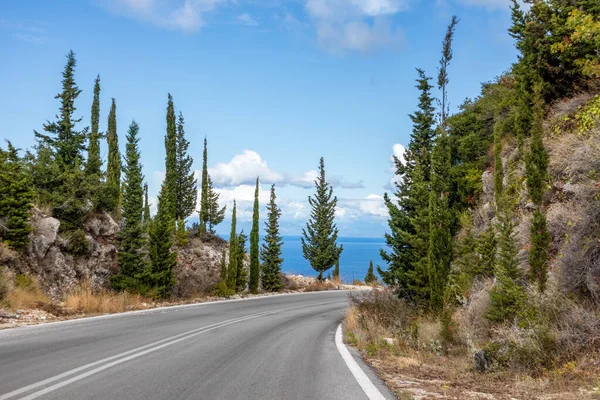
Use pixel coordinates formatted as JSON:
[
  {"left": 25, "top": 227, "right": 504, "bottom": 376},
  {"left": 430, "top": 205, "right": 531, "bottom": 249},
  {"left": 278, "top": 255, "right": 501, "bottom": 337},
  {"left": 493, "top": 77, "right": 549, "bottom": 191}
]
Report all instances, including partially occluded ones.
[
  {"left": 0, "top": 290, "right": 352, "bottom": 333},
  {"left": 335, "top": 324, "right": 387, "bottom": 400}
]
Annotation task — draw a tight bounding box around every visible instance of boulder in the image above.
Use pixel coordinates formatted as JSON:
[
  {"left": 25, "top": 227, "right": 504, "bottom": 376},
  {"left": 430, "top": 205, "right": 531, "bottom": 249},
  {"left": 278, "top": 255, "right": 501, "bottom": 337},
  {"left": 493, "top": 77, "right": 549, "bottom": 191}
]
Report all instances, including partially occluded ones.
[
  {"left": 473, "top": 350, "right": 492, "bottom": 372},
  {"left": 29, "top": 215, "right": 60, "bottom": 260},
  {"left": 83, "top": 212, "right": 119, "bottom": 239}
]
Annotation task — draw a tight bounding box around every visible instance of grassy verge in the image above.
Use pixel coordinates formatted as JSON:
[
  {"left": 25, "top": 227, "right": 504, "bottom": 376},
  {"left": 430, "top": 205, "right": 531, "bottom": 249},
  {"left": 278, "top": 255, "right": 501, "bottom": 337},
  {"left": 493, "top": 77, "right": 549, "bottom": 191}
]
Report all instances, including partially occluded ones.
[{"left": 343, "top": 289, "right": 600, "bottom": 400}]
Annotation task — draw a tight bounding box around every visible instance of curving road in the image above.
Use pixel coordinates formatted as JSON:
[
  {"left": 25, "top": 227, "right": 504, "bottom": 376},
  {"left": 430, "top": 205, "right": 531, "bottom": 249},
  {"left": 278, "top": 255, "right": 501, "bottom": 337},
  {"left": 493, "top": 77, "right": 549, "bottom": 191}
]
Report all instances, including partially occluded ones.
[{"left": 0, "top": 291, "right": 395, "bottom": 400}]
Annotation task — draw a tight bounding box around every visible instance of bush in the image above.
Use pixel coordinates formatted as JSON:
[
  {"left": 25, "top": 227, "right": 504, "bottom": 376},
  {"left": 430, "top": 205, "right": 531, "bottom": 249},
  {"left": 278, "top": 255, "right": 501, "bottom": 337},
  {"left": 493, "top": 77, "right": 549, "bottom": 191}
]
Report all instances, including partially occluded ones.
[
  {"left": 14, "top": 273, "right": 34, "bottom": 289},
  {"left": 212, "top": 280, "right": 235, "bottom": 298},
  {"left": 64, "top": 229, "right": 89, "bottom": 256},
  {"left": 0, "top": 267, "right": 7, "bottom": 301}
]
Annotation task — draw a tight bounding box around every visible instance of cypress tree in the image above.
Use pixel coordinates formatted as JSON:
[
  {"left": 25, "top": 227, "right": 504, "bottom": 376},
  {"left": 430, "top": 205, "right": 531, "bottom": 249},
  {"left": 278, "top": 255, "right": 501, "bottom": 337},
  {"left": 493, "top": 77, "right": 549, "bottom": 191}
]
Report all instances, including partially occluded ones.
[
  {"left": 164, "top": 94, "right": 177, "bottom": 221},
  {"left": 0, "top": 142, "right": 34, "bottom": 250},
  {"left": 301, "top": 157, "right": 343, "bottom": 280},
  {"left": 365, "top": 261, "right": 377, "bottom": 284},
  {"left": 207, "top": 175, "right": 226, "bottom": 234},
  {"left": 175, "top": 112, "right": 197, "bottom": 220},
  {"left": 146, "top": 182, "right": 177, "bottom": 299},
  {"left": 526, "top": 84, "right": 550, "bottom": 292},
  {"left": 199, "top": 138, "right": 209, "bottom": 234},
  {"left": 175, "top": 217, "right": 189, "bottom": 247},
  {"left": 220, "top": 248, "right": 227, "bottom": 282},
  {"left": 143, "top": 183, "right": 151, "bottom": 227},
  {"left": 249, "top": 178, "right": 260, "bottom": 293},
  {"left": 35, "top": 50, "right": 85, "bottom": 171},
  {"left": 333, "top": 259, "right": 340, "bottom": 281},
  {"left": 113, "top": 121, "right": 146, "bottom": 291},
  {"left": 438, "top": 16, "right": 459, "bottom": 132},
  {"left": 227, "top": 201, "right": 238, "bottom": 290},
  {"left": 261, "top": 184, "right": 284, "bottom": 292},
  {"left": 236, "top": 231, "right": 248, "bottom": 292},
  {"left": 86, "top": 75, "right": 102, "bottom": 179},
  {"left": 380, "top": 69, "right": 435, "bottom": 305},
  {"left": 106, "top": 98, "right": 121, "bottom": 218}
]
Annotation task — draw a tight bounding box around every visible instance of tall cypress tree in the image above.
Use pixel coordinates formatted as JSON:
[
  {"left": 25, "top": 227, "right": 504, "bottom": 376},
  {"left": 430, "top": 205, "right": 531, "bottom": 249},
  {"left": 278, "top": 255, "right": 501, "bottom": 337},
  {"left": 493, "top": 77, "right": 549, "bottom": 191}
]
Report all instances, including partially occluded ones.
[
  {"left": 0, "top": 142, "right": 34, "bottom": 250},
  {"left": 526, "top": 84, "right": 550, "bottom": 292},
  {"left": 227, "top": 201, "right": 238, "bottom": 290},
  {"left": 147, "top": 182, "right": 177, "bottom": 299},
  {"left": 199, "top": 137, "right": 209, "bottom": 234},
  {"left": 333, "top": 259, "right": 340, "bottom": 281},
  {"left": 164, "top": 94, "right": 177, "bottom": 221},
  {"left": 35, "top": 50, "right": 85, "bottom": 171},
  {"left": 86, "top": 75, "right": 102, "bottom": 179},
  {"left": 207, "top": 175, "right": 226, "bottom": 234},
  {"left": 301, "top": 157, "right": 343, "bottom": 280},
  {"left": 365, "top": 261, "right": 377, "bottom": 284},
  {"left": 175, "top": 112, "right": 197, "bottom": 220},
  {"left": 143, "top": 182, "right": 151, "bottom": 227},
  {"left": 106, "top": 98, "right": 121, "bottom": 218},
  {"left": 427, "top": 16, "right": 459, "bottom": 312},
  {"left": 220, "top": 247, "right": 227, "bottom": 282},
  {"left": 261, "top": 184, "right": 284, "bottom": 292},
  {"left": 113, "top": 121, "right": 146, "bottom": 291},
  {"left": 380, "top": 69, "right": 435, "bottom": 305},
  {"left": 249, "top": 178, "right": 260, "bottom": 293},
  {"left": 236, "top": 231, "right": 248, "bottom": 292}
]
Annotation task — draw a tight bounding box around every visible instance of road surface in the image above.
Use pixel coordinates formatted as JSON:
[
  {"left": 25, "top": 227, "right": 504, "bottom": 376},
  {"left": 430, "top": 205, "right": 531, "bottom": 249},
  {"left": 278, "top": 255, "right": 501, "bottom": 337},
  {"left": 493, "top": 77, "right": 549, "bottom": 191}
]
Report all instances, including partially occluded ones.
[{"left": 0, "top": 291, "right": 395, "bottom": 400}]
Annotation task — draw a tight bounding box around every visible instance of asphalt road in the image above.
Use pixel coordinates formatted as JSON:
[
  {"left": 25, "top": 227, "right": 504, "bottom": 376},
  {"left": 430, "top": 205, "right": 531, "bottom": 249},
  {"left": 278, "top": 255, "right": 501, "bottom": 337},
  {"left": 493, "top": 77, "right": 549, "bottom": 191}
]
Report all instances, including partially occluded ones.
[{"left": 0, "top": 291, "right": 395, "bottom": 400}]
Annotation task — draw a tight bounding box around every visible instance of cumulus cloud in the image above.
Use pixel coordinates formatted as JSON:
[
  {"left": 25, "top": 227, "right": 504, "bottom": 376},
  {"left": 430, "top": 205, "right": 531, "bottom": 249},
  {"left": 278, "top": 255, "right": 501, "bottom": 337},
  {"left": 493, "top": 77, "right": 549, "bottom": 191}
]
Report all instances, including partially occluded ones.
[
  {"left": 305, "top": 0, "right": 407, "bottom": 53},
  {"left": 208, "top": 150, "right": 363, "bottom": 189},
  {"left": 100, "top": 0, "right": 226, "bottom": 32},
  {"left": 385, "top": 143, "right": 406, "bottom": 189},
  {"left": 337, "top": 194, "right": 388, "bottom": 219}
]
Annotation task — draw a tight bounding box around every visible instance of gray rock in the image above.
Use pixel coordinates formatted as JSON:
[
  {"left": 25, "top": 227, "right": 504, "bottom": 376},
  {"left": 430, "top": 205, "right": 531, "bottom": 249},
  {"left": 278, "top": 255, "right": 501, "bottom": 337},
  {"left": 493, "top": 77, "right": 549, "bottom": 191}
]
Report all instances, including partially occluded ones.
[
  {"left": 30, "top": 216, "right": 60, "bottom": 260},
  {"left": 473, "top": 350, "right": 492, "bottom": 372},
  {"left": 83, "top": 213, "right": 119, "bottom": 238}
]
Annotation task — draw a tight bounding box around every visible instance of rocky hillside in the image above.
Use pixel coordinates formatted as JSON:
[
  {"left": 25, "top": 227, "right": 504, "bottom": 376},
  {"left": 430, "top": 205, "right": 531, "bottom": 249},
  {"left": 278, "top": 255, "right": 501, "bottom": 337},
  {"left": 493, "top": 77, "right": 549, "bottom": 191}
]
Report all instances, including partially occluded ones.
[{"left": 0, "top": 209, "right": 227, "bottom": 299}]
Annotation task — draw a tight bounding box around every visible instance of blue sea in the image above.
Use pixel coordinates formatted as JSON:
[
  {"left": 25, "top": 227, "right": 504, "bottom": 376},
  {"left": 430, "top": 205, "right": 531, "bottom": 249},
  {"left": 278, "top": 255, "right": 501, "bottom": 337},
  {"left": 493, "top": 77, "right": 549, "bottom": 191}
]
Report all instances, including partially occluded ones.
[{"left": 278, "top": 236, "right": 389, "bottom": 283}]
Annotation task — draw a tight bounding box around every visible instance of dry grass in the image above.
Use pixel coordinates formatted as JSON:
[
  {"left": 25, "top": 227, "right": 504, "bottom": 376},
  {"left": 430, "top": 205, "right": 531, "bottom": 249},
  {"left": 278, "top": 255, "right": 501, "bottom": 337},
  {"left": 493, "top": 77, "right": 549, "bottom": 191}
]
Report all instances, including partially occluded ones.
[
  {"left": 4, "top": 283, "right": 51, "bottom": 311},
  {"left": 303, "top": 280, "right": 339, "bottom": 292},
  {"left": 63, "top": 283, "right": 151, "bottom": 314}
]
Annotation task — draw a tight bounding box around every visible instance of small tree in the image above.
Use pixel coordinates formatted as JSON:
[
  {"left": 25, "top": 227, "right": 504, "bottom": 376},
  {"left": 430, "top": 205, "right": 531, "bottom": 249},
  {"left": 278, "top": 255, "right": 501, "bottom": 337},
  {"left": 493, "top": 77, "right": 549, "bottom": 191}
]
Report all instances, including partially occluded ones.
[
  {"left": 163, "top": 94, "right": 177, "bottom": 221},
  {"left": 227, "top": 201, "right": 238, "bottom": 290},
  {"left": 199, "top": 137, "right": 209, "bottom": 234},
  {"left": 220, "top": 248, "right": 227, "bottom": 282},
  {"left": 86, "top": 75, "right": 102, "bottom": 180},
  {"left": 365, "top": 261, "right": 377, "bottom": 284},
  {"left": 249, "top": 178, "right": 260, "bottom": 293},
  {"left": 207, "top": 175, "right": 226, "bottom": 233},
  {"left": 175, "top": 217, "right": 189, "bottom": 247},
  {"left": 261, "top": 184, "right": 284, "bottom": 292},
  {"left": 301, "top": 157, "right": 343, "bottom": 280},
  {"left": 174, "top": 112, "right": 197, "bottom": 220},
  {"left": 106, "top": 98, "right": 121, "bottom": 219},
  {"left": 333, "top": 259, "right": 340, "bottom": 281},
  {"left": 236, "top": 231, "right": 248, "bottom": 292}
]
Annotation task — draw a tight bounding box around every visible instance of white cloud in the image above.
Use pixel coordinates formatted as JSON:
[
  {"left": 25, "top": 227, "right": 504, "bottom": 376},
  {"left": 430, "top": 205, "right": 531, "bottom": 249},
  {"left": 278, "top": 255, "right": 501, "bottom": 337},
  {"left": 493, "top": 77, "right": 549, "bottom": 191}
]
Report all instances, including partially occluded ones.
[
  {"left": 305, "top": 0, "right": 407, "bottom": 53},
  {"left": 237, "top": 13, "right": 259, "bottom": 26},
  {"left": 454, "top": 0, "right": 513, "bottom": 10},
  {"left": 208, "top": 150, "right": 364, "bottom": 189},
  {"left": 101, "top": 0, "right": 227, "bottom": 32},
  {"left": 386, "top": 143, "right": 406, "bottom": 189}
]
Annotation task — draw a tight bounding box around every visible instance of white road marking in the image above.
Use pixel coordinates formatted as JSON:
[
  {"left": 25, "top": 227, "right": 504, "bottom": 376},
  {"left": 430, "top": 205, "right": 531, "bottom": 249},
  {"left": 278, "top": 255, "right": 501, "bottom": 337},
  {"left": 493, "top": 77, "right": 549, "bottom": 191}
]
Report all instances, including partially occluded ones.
[
  {"left": 335, "top": 324, "right": 387, "bottom": 400},
  {"left": 0, "top": 310, "right": 279, "bottom": 400}
]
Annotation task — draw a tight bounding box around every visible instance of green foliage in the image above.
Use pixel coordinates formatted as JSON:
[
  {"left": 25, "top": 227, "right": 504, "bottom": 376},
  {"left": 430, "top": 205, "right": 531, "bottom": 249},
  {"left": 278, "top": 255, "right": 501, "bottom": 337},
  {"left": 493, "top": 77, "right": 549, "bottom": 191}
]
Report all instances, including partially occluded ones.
[
  {"left": 249, "top": 178, "right": 260, "bottom": 293},
  {"left": 365, "top": 261, "right": 377, "bottom": 284},
  {"left": 143, "top": 183, "right": 151, "bottom": 227},
  {"left": 220, "top": 248, "right": 227, "bottom": 282},
  {"left": 163, "top": 94, "right": 177, "bottom": 221},
  {"left": 113, "top": 121, "right": 146, "bottom": 292},
  {"left": 207, "top": 175, "right": 226, "bottom": 233},
  {"left": 529, "top": 209, "right": 551, "bottom": 293},
  {"left": 15, "top": 273, "right": 34, "bottom": 289},
  {"left": 261, "top": 185, "right": 283, "bottom": 292},
  {"left": 0, "top": 142, "right": 34, "bottom": 249},
  {"left": 85, "top": 75, "right": 102, "bottom": 179},
  {"left": 64, "top": 229, "right": 89, "bottom": 257},
  {"left": 174, "top": 217, "right": 189, "bottom": 247},
  {"left": 106, "top": 98, "right": 121, "bottom": 219},
  {"left": 174, "top": 112, "right": 197, "bottom": 220},
  {"left": 199, "top": 137, "right": 209, "bottom": 234},
  {"left": 236, "top": 231, "right": 248, "bottom": 292},
  {"left": 333, "top": 258, "right": 340, "bottom": 280},
  {"left": 227, "top": 201, "right": 238, "bottom": 290},
  {"left": 212, "top": 280, "right": 235, "bottom": 298},
  {"left": 146, "top": 184, "right": 177, "bottom": 299},
  {"left": 301, "top": 157, "right": 343, "bottom": 280}
]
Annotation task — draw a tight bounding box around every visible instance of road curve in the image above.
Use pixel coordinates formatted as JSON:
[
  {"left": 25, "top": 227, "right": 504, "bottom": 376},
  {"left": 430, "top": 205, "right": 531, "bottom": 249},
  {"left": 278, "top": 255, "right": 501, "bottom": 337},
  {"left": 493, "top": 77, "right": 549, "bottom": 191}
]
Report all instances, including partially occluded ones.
[{"left": 0, "top": 291, "right": 395, "bottom": 400}]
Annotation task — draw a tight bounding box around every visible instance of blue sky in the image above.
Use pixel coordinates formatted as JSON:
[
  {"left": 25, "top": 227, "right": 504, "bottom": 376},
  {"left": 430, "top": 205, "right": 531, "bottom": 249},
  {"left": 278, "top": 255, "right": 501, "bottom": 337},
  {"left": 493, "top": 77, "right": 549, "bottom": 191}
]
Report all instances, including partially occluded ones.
[{"left": 1, "top": 0, "right": 517, "bottom": 237}]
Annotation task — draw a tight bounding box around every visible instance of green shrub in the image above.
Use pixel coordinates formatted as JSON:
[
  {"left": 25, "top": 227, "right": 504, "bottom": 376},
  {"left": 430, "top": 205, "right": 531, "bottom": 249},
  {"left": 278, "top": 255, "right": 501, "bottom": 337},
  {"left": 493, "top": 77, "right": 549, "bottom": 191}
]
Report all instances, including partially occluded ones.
[
  {"left": 64, "top": 229, "right": 89, "bottom": 257},
  {"left": 0, "top": 267, "right": 8, "bottom": 300},
  {"left": 15, "top": 273, "right": 34, "bottom": 289},
  {"left": 212, "top": 280, "right": 235, "bottom": 298}
]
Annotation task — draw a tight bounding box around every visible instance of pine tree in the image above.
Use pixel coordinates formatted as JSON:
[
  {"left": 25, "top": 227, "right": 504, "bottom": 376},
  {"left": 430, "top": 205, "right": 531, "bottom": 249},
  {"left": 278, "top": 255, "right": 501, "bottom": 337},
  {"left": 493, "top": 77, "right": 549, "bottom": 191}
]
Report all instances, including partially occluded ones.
[
  {"left": 227, "top": 201, "right": 238, "bottom": 290},
  {"left": 220, "top": 248, "right": 227, "bottom": 282},
  {"left": 438, "top": 16, "right": 459, "bottom": 132},
  {"left": 113, "top": 121, "right": 146, "bottom": 292},
  {"left": 301, "top": 157, "right": 343, "bottom": 280},
  {"left": 261, "top": 184, "right": 284, "bottom": 292},
  {"left": 365, "top": 261, "right": 377, "bottom": 284},
  {"left": 175, "top": 112, "right": 197, "bottom": 220},
  {"left": 0, "top": 142, "right": 34, "bottom": 249},
  {"left": 143, "top": 183, "right": 151, "bottom": 227},
  {"left": 35, "top": 50, "right": 86, "bottom": 171},
  {"left": 207, "top": 175, "right": 226, "bottom": 234},
  {"left": 199, "top": 138, "right": 209, "bottom": 234},
  {"left": 106, "top": 98, "right": 121, "bottom": 218},
  {"left": 86, "top": 75, "right": 102, "bottom": 179},
  {"left": 380, "top": 69, "right": 435, "bottom": 305},
  {"left": 236, "top": 231, "right": 248, "bottom": 292},
  {"left": 175, "top": 217, "right": 189, "bottom": 247},
  {"left": 249, "top": 178, "right": 260, "bottom": 293},
  {"left": 164, "top": 94, "right": 177, "bottom": 221},
  {"left": 526, "top": 84, "right": 550, "bottom": 292},
  {"left": 146, "top": 183, "right": 177, "bottom": 299}
]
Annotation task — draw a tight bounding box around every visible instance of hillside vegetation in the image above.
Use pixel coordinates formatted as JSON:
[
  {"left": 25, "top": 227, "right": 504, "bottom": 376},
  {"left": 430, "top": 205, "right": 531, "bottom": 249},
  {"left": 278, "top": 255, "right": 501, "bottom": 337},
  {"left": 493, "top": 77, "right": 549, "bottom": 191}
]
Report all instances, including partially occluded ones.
[{"left": 346, "top": 1, "right": 600, "bottom": 398}]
